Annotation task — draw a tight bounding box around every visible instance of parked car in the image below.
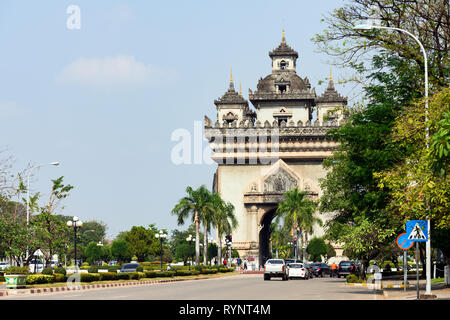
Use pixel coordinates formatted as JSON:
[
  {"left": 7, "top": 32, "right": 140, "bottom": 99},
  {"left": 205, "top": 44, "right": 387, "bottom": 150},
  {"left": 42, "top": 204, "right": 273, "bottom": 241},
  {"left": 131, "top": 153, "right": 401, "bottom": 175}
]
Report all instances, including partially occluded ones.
[
  {"left": 304, "top": 263, "right": 314, "bottom": 278},
  {"left": 263, "top": 259, "right": 288, "bottom": 281},
  {"left": 311, "top": 263, "right": 331, "bottom": 277},
  {"left": 0, "top": 262, "right": 10, "bottom": 270},
  {"left": 119, "top": 263, "right": 140, "bottom": 273},
  {"left": 287, "top": 263, "right": 308, "bottom": 280},
  {"left": 337, "top": 260, "right": 358, "bottom": 278}
]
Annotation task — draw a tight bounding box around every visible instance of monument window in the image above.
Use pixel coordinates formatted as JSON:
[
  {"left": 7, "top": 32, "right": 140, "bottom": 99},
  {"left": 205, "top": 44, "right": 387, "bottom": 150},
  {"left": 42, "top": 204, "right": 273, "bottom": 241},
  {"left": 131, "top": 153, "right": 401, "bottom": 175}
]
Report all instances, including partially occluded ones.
[
  {"left": 278, "top": 85, "right": 287, "bottom": 93},
  {"left": 280, "top": 60, "right": 287, "bottom": 70},
  {"left": 277, "top": 116, "right": 288, "bottom": 126}
]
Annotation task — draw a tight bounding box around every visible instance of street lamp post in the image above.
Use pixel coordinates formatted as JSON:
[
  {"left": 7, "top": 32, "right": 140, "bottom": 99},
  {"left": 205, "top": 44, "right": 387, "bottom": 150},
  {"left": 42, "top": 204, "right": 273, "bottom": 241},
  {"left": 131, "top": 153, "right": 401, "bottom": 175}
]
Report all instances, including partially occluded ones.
[
  {"left": 186, "top": 235, "right": 193, "bottom": 271},
  {"left": 155, "top": 230, "right": 167, "bottom": 271},
  {"left": 66, "top": 216, "right": 83, "bottom": 267},
  {"left": 25, "top": 161, "right": 60, "bottom": 262},
  {"left": 353, "top": 23, "right": 431, "bottom": 297}
]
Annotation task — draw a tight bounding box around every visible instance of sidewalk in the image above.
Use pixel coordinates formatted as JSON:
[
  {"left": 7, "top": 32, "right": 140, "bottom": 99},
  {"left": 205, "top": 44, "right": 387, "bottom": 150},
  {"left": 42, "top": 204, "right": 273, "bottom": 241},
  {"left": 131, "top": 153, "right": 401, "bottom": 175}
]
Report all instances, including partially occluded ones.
[{"left": 382, "top": 280, "right": 450, "bottom": 300}]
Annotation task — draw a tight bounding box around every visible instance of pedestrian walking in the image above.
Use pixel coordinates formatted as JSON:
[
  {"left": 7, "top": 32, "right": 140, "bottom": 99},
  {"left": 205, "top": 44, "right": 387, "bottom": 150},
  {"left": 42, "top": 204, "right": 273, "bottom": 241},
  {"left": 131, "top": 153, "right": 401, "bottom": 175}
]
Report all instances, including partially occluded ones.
[
  {"left": 223, "top": 258, "right": 227, "bottom": 266},
  {"left": 243, "top": 259, "right": 248, "bottom": 270}
]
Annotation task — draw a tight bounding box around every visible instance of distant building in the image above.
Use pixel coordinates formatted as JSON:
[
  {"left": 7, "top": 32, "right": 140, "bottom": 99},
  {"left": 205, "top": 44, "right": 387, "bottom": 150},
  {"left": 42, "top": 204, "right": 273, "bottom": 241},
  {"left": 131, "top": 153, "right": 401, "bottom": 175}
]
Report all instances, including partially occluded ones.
[{"left": 204, "top": 30, "right": 347, "bottom": 267}]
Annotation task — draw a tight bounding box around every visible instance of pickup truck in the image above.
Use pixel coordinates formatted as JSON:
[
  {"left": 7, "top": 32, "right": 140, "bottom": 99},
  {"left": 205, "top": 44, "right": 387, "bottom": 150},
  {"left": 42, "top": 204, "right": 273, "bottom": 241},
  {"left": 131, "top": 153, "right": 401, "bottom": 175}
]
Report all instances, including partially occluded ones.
[{"left": 263, "top": 259, "right": 288, "bottom": 281}]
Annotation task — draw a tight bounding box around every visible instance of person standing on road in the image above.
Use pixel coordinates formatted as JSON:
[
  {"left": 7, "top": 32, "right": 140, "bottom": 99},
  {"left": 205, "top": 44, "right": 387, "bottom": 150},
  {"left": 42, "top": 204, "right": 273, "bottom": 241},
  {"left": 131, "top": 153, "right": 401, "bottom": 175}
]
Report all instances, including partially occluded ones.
[
  {"left": 223, "top": 258, "right": 227, "bottom": 266},
  {"left": 243, "top": 259, "right": 248, "bottom": 270},
  {"left": 331, "top": 262, "right": 337, "bottom": 277}
]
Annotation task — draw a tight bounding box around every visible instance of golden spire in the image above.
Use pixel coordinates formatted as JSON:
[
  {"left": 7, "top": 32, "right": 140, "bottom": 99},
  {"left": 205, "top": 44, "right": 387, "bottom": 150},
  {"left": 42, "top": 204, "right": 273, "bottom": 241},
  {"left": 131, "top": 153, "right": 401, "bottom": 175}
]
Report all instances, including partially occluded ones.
[
  {"left": 230, "top": 67, "right": 233, "bottom": 83},
  {"left": 330, "top": 67, "right": 333, "bottom": 81},
  {"left": 239, "top": 82, "right": 242, "bottom": 95},
  {"left": 282, "top": 27, "right": 286, "bottom": 43}
]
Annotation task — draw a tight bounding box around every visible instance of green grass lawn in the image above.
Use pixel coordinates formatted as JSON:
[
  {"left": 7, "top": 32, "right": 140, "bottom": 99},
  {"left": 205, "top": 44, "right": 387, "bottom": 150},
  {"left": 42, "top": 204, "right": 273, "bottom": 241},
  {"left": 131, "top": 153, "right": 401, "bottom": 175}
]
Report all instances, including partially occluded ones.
[{"left": 431, "top": 277, "right": 444, "bottom": 284}]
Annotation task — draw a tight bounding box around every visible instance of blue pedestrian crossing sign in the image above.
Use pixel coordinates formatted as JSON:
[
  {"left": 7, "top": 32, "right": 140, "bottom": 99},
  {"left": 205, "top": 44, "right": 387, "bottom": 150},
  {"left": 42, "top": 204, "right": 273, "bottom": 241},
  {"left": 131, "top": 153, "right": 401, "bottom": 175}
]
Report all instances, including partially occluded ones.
[{"left": 406, "top": 220, "right": 428, "bottom": 242}]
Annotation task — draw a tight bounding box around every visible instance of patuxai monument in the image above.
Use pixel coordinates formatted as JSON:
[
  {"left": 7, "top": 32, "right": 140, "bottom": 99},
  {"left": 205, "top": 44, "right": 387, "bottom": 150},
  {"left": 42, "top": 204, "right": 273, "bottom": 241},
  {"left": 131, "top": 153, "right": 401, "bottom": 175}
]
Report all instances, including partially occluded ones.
[{"left": 204, "top": 30, "right": 348, "bottom": 268}]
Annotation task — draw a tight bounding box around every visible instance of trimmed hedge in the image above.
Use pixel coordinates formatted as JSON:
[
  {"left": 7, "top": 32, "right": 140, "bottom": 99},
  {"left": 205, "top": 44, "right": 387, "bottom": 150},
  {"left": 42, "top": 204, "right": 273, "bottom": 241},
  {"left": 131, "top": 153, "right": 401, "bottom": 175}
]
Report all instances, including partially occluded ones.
[
  {"left": 117, "top": 273, "right": 131, "bottom": 280},
  {"left": 53, "top": 273, "right": 67, "bottom": 282},
  {"left": 346, "top": 274, "right": 364, "bottom": 283},
  {"left": 42, "top": 268, "right": 53, "bottom": 275},
  {"left": 154, "top": 271, "right": 175, "bottom": 278},
  {"left": 54, "top": 267, "right": 66, "bottom": 275},
  {"left": 80, "top": 273, "right": 100, "bottom": 283},
  {"left": 99, "top": 272, "right": 119, "bottom": 281},
  {"left": 26, "top": 274, "right": 54, "bottom": 284},
  {"left": 88, "top": 266, "right": 99, "bottom": 273}
]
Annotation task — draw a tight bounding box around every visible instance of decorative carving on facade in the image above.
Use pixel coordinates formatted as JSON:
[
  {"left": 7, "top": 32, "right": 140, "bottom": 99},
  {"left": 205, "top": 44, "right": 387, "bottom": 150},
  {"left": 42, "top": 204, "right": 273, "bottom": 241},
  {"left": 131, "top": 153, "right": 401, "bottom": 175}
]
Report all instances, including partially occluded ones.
[{"left": 263, "top": 167, "right": 298, "bottom": 193}]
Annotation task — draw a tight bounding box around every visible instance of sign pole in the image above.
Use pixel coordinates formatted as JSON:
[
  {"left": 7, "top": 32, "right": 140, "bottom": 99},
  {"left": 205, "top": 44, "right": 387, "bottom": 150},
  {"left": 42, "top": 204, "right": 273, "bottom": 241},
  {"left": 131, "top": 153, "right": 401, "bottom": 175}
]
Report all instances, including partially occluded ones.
[
  {"left": 416, "top": 241, "right": 420, "bottom": 299},
  {"left": 403, "top": 251, "right": 407, "bottom": 292},
  {"left": 425, "top": 218, "right": 432, "bottom": 295}
]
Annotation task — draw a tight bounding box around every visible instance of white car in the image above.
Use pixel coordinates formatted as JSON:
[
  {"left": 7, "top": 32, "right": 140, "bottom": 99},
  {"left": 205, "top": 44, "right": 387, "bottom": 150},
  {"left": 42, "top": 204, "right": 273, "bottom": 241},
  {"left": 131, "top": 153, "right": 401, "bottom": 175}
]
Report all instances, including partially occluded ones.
[
  {"left": 0, "top": 262, "right": 10, "bottom": 270},
  {"left": 288, "top": 263, "right": 308, "bottom": 280}
]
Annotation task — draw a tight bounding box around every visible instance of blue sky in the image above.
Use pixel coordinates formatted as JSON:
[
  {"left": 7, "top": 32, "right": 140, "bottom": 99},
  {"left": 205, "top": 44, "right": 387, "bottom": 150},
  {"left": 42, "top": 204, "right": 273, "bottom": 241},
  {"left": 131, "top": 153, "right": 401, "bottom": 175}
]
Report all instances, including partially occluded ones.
[{"left": 0, "top": 0, "right": 357, "bottom": 238}]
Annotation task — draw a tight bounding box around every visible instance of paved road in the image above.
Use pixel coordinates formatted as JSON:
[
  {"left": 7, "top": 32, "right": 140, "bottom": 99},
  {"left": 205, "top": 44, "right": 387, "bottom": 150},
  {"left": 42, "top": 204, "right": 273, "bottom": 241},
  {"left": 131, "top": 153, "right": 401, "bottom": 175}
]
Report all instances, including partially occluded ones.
[{"left": 3, "top": 274, "right": 383, "bottom": 300}]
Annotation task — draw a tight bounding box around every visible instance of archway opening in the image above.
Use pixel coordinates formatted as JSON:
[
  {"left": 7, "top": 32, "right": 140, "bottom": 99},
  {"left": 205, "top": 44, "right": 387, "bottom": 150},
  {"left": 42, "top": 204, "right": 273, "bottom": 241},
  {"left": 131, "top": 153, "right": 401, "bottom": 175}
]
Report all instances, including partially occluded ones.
[{"left": 259, "top": 208, "right": 277, "bottom": 268}]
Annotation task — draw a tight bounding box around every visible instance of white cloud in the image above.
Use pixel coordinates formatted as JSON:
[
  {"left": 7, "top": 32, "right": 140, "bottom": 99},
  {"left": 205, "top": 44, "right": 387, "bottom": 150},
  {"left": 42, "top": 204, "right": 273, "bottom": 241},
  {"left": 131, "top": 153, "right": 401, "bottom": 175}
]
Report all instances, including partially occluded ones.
[{"left": 55, "top": 55, "right": 178, "bottom": 87}]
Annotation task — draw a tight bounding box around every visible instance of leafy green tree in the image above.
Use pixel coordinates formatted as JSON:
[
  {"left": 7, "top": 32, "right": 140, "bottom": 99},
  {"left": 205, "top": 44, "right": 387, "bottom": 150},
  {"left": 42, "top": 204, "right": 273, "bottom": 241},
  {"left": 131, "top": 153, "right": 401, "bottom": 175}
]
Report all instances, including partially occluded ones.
[
  {"left": 306, "top": 237, "right": 328, "bottom": 262},
  {"left": 171, "top": 185, "right": 214, "bottom": 265},
  {"left": 84, "top": 241, "right": 103, "bottom": 265},
  {"left": 78, "top": 220, "right": 107, "bottom": 248},
  {"left": 275, "top": 188, "right": 319, "bottom": 260},
  {"left": 210, "top": 193, "right": 238, "bottom": 263},
  {"left": 123, "top": 226, "right": 158, "bottom": 262},
  {"left": 111, "top": 238, "right": 130, "bottom": 263},
  {"left": 312, "top": 0, "right": 450, "bottom": 277}
]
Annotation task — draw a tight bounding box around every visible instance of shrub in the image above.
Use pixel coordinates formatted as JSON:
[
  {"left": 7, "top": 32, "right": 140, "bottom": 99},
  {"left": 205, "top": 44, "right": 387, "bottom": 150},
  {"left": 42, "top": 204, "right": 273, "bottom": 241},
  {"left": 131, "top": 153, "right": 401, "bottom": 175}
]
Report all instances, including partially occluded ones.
[
  {"left": 5, "top": 266, "right": 28, "bottom": 275},
  {"left": 128, "top": 272, "right": 139, "bottom": 280},
  {"left": 53, "top": 267, "right": 66, "bottom": 275},
  {"left": 154, "top": 271, "right": 175, "bottom": 278},
  {"left": 117, "top": 273, "right": 130, "bottom": 280},
  {"left": 136, "top": 266, "right": 144, "bottom": 272},
  {"left": 80, "top": 273, "right": 100, "bottom": 283},
  {"left": 107, "top": 266, "right": 120, "bottom": 273},
  {"left": 219, "top": 268, "right": 232, "bottom": 273},
  {"left": 0, "top": 275, "right": 5, "bottom": 282},
  {"left": 81, "top": 262, "right": 89, "bottom": 267},
  {"left": 190, "top": 270, "right": 200, "bottom": 276},
  {"left": 26, "top": 274, "right": 54, "bottom": 284},
  {"left": 99, "top": 272, "right": 119, "bottom": 281},
  {"left": 88, "top": 266, "right": 99, "bottom": 273},
  {"left": 137, "top": 272, "right": 146, "bottom": 279},
  {"left": 53, "top": 273, "right": 67, "bottom": 282},
  {"left": 201, "top": 269, "right": 218, "bottom": 275},
  {"left": 42, "top": 268, "right": 53, "bottom": 275},
  {"left": 346, "top": 274, "right": 364, "bottom": 283},
  {"left": 175, "top": 270, "right": 192, "bottom": 277},
  {"left": 144, "top": 271, "right": 157, "bottom": 278}
]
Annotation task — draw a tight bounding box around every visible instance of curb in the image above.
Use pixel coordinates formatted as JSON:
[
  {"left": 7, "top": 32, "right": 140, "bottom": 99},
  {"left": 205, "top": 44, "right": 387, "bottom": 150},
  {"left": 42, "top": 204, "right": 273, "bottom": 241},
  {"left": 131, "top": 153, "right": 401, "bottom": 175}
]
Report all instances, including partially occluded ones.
[
  {"left": 346, "top": 283, "right": 413, "bottom": 288},
  {"left": 1, "top": 273, "right": 238, "bottom": 297}
]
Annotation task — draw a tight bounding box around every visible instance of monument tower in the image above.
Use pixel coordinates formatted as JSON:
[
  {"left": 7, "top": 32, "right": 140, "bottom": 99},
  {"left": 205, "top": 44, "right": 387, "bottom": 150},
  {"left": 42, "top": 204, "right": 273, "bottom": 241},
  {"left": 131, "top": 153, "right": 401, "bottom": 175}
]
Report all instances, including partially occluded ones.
[{"left": 204, "top": 30, "right": 347, "bottom": 267}]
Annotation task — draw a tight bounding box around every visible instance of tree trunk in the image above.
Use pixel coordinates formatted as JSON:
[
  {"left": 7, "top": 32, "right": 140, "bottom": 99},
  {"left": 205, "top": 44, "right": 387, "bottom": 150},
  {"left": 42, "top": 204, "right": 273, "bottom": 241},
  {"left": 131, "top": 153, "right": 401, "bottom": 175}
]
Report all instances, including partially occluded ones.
[
  {"left": 304, "top": 232, "right": 309, "bottom": 262},
  {"left": 218, "top": 234, "right": 222, "bottom": 264},
  {"left": 195, "top": 211, "right": 200, "bottom": 266},
  {"left": 203, "top": 223, "right": 208, "bottom": 265}
]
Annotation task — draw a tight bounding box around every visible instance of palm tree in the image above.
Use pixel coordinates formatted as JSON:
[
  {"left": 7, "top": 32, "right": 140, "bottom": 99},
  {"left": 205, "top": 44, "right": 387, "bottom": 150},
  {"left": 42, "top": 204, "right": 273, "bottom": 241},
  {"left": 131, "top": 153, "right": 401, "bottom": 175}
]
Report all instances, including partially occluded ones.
[
  {"left": 211, "top": 193, "right": 238, "bottom": 263},
  {"left": 171, "top": 185, "right": 214, "bottom": 265},
  {"left": 274, "top": 187, "right": 319, "bottom": 261}
]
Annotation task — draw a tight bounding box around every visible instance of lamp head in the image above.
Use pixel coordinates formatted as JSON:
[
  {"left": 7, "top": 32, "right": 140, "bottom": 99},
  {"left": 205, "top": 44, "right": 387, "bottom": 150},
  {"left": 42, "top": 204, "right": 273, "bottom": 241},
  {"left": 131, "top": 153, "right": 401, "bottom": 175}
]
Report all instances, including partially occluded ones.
[
  {"left": 50, "top": 162, "right": 60, "bottom": 166},
  {"left": 353, "top": 24, "right": 374, "bottom": 31}
]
